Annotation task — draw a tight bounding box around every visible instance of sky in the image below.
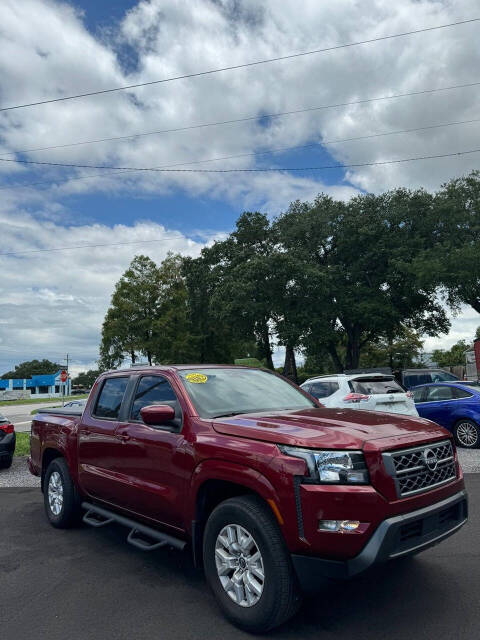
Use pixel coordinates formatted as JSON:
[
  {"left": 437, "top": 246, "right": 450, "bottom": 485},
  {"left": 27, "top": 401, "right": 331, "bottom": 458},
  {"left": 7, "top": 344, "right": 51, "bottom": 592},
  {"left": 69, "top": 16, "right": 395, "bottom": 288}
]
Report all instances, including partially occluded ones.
[{"left": 0, "top": 0, "right": 479, "bottom": 376}]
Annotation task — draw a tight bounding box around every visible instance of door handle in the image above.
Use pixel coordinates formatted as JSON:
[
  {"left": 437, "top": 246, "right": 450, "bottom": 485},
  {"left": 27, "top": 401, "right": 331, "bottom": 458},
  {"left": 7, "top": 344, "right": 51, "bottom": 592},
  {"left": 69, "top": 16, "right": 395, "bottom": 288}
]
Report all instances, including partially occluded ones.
[{"left": 117, "top": 433, "right": 131, "bottom": 442}]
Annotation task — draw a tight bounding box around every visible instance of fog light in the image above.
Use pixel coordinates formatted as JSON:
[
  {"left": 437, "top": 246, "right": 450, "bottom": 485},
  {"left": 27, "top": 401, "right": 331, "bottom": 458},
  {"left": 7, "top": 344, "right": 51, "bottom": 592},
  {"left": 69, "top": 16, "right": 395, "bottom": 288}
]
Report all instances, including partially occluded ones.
[{"left": 319, "top": 520, "right": 361, "bottom": 532}]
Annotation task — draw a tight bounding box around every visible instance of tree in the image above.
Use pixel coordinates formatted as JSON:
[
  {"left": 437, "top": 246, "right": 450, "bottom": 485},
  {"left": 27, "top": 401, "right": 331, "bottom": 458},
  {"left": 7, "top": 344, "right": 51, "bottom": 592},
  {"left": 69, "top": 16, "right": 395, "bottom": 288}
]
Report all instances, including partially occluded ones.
[
  {"left": 275, "top": 190, "right": 449, "bottom": 370},
  {"left": 432, "top": 171, "right": 480, "bottom": 314},
  {"left": 72, "top": 370, "right": 100, "bottom": 388},
  {"left": 1, "top": 359, "right": 62, "bottom": 380},
  {"left": 195, "top": 212, "right": 277, "bottom": 368},
  {"left": 151, "top": 254, "right": 196, "bottom": 363},
  {"left": 432, "top": 339, "right": 471, "bottom": 368},
  {"left": 99, "top": 255, "right": 161, "bottom": 368},
  {"left": 359, "top": 327, "right": 424, "bottom": 370}
]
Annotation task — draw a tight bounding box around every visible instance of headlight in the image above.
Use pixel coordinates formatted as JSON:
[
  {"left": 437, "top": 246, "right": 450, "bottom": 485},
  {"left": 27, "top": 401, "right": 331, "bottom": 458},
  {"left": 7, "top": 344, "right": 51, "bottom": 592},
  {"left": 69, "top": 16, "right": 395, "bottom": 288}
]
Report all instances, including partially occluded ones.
[{"left": 278, "top": 446, "right": 370, "bottom": 485}]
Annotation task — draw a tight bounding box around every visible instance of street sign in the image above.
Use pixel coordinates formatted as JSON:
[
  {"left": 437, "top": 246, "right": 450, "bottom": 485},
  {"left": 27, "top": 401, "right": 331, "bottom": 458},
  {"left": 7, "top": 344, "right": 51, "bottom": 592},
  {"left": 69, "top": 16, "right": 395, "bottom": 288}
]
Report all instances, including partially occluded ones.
[{"left": 60, "top": 370, "right": 68, "bottom": 383}]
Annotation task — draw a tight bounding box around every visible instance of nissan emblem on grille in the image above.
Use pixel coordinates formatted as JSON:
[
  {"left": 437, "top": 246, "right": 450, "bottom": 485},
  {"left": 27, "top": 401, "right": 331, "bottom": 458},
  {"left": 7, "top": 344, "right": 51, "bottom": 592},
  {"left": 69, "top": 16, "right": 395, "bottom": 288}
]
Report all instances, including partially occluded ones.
[
  {"left": 422, "top": 448, "right": 438, "bottom": 471},
  {"left": 382, "top": 440, "right": 456, "bottom": 498}
]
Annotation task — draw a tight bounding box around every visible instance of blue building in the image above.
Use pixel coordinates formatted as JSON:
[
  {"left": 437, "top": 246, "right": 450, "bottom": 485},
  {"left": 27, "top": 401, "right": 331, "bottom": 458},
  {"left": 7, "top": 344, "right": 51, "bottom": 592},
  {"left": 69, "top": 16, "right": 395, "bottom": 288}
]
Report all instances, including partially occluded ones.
[{"left": 0, "top": 370, "right": 71, "bottom": 398}]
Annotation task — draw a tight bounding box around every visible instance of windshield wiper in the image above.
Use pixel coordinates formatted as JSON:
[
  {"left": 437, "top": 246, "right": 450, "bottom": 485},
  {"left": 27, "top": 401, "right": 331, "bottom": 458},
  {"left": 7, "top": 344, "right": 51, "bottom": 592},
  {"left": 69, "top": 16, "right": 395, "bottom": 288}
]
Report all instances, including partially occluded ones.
[{"left": 212, "top": 411, "right": 250, "bottom": 419}]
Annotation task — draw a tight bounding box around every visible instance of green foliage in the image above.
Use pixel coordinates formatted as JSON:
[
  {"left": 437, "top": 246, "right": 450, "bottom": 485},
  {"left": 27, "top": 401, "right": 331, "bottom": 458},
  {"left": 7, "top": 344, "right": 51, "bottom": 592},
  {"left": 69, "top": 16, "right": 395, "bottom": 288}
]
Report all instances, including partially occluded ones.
[
  {"left": 100, "top": 255, "right": 162, "bottom": 368},
  {"left": 358, "top": 328, "right": 424, "bottom": 369},
  {"left": 275, "top": 190, "right": 448, "bottom": 371},
  {"left": 14, "top": 432, "right": 30, "bottom": 457},
  {"left": 432, "top": 339, "right": 471, "bottom": 368},
  {"left": 431, "top": 171, "right": 480, "bottom": 314},
  {"left": 234, "top": 358, "right": 264, "bottom": 368},
  {"left": 72, "top": 370, "right": 100, "bottom": 388},
  {"left": 1, "top": 359, "right": 62, "bottom": 380}
]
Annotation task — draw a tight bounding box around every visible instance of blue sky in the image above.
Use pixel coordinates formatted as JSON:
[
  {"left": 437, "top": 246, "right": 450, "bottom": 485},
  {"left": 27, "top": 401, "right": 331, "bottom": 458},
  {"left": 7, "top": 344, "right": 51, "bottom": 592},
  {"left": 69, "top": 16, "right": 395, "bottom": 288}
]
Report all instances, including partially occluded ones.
[{"left": 0, "top": 0, "right": 479, "bottom": 374}]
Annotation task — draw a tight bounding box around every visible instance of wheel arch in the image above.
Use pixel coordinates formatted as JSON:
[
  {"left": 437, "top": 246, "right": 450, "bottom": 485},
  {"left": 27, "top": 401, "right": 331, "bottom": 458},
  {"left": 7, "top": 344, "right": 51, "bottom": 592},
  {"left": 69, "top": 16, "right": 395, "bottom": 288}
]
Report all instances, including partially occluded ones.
[
  {"left": 41, "top": 447, "right": 65, "bottom": 491},
  {"left": 188, "top": 460, "right": 283, "bottom": 567}
]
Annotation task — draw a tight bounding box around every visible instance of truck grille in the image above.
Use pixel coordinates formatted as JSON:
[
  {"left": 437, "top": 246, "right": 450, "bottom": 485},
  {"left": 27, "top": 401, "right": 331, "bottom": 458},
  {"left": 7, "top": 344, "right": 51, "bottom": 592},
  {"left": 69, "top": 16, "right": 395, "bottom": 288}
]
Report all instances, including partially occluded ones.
[{"left": 382, "top": 440, "right": 456, "bottom": 498}]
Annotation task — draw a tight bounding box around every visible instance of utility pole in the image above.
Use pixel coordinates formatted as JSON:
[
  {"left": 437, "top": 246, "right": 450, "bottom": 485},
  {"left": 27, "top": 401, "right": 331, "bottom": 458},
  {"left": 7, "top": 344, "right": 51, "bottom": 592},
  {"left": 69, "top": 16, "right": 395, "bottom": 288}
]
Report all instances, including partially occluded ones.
[{"left": 62, "top": 353, "right": 69, "bottom": 407}]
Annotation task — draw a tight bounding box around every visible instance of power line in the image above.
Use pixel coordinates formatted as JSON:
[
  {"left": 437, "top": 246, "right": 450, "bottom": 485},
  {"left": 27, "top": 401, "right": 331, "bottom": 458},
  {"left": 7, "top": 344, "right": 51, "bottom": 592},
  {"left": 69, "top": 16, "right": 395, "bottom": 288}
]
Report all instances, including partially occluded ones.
[
  {"left": 2, "top": 115, "right": 480, "bottom": 192},
  {"left": 1, "top": 147, "right": 479, "bottom": 175},
  {"left": 2, "top": 145, "right": 479, "bottom": 257},
  {"left": 0, "top": 238, "right": 178, "bottom": 257},
  {"left": 1, "top": 18, "right": 478, "bottom": 113},
  {"left": 2, "top": 80, "right": 480, "bottom": 157}
]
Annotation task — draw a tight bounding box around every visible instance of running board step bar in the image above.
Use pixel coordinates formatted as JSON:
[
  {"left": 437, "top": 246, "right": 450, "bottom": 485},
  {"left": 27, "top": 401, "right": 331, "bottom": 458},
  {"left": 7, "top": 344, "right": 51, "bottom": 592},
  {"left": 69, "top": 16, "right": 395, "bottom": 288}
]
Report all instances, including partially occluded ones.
[{"left": 81, "top": 502, "right": 186, "bottom": 551}]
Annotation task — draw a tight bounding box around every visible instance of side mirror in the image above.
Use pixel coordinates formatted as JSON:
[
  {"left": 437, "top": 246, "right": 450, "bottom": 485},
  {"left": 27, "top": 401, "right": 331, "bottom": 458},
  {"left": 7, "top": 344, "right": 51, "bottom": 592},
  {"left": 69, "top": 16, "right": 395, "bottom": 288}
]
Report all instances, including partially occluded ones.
[{"left": 140, "top": 404, "right": 175, "bottom": 425}]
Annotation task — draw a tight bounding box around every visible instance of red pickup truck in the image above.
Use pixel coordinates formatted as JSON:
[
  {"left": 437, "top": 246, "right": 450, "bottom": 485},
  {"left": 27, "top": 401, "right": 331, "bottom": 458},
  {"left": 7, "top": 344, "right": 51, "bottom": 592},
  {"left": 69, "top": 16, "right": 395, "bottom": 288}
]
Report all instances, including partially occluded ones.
[{"left": 29, "top": 365, "right": 468, "bottom": 632}]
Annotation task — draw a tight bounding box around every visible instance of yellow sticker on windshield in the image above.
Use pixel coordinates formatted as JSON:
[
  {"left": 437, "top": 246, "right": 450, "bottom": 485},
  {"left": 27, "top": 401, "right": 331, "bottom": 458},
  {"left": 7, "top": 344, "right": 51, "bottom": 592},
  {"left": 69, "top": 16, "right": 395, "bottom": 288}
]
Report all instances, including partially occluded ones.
[{"left": 186, "top": 373, "right": 208, "bottom": 384}]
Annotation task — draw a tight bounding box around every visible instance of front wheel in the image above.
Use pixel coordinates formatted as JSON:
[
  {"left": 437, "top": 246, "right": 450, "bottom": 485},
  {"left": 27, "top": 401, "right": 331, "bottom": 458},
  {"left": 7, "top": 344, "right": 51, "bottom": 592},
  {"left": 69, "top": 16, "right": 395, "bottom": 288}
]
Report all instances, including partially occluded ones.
[
  {"left": 44, "top": 458, "right": 81, "bottom": 528},
  {"left": 454, "top": 420, "right": 479, "bottom": 448},
  {"left": 203, "top": 495, "right": 301, "bottom": 632}
]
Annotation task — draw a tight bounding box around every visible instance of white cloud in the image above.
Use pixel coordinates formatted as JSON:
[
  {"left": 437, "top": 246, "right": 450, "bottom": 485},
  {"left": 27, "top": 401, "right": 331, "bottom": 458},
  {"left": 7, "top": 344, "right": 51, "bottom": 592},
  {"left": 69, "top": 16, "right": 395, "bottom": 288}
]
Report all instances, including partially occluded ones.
[
  {"left": 0, "top": 207, "right": 212, "bottom": 372},
  {"left": 5, "top": 0, "right": 480, "bottom": 207}
]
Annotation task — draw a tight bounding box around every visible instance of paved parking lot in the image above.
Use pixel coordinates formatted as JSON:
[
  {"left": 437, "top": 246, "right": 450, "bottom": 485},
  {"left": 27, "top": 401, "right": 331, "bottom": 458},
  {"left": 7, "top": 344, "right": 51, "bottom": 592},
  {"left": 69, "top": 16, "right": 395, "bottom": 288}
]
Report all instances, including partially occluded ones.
[{"left": 0, "top": 476, "right": 478, "bottom": 640}]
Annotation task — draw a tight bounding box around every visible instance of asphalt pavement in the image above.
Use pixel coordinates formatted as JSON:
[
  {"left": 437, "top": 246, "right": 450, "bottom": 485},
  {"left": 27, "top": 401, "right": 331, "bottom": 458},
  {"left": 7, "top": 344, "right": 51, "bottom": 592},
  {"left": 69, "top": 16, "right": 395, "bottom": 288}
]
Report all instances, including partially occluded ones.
[{"left": 0, "top": 476, "right": 478, "bottom": 640}]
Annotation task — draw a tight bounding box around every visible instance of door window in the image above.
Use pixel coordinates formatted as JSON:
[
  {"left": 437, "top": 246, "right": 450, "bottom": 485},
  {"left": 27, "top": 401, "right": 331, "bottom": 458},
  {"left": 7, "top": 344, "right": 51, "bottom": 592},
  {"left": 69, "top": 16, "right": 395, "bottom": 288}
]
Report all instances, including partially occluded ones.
[
  {"left": 412, "top": 387, "right": 426, "bottom": 403},
  {"left": 453, "top": 387, "right": 473, "bottom": 399},
  {"left": 309, "top": 381, "right": 339, "bottom": 399},
  {"left": 424, "top": 385, "right": 454, "bottom": 402},
  {"left": 131, "top": 375, "right": 181, "bottom": 426},
  {"left": 94, "top": 377, "right": 129, "bottom": 419}
]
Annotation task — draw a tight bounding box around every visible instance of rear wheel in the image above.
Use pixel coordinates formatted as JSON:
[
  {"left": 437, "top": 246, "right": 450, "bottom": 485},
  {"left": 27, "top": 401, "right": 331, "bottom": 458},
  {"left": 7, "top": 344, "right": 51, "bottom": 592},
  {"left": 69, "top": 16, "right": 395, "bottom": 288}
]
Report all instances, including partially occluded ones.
[
  {"left": 454, "top": 420, "right": 479, "bottom": 448},
  {"left": 203, "top": 495, "right": 301, "bottom": 632},
  {"left": 44, "top": 458, "right": 81, "bottom": 528}
]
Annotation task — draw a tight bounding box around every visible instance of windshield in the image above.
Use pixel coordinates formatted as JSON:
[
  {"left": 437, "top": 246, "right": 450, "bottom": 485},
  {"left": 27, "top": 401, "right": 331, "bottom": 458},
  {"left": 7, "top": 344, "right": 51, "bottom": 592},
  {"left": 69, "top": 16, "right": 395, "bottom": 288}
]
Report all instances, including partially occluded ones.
[{"left": 178, "top": 368, "right": 316, "bottom": 418}]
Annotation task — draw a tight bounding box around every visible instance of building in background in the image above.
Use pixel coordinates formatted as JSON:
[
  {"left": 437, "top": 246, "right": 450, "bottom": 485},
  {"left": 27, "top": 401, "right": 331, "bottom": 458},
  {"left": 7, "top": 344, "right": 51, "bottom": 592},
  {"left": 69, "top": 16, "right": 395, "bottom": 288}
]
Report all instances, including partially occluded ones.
[{"left": 0, "top": 370, "right": 71, "bottom": 399}]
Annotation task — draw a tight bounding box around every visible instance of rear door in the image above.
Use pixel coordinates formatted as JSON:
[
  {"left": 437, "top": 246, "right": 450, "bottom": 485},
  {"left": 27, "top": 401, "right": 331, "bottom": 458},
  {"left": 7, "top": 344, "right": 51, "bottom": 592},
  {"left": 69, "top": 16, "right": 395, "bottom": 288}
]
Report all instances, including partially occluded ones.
[
  {"left": 111, "top": 374, "right": 188, "bottom": 531},
  {"left": 415, "top": 384, "right": 457, "bottom": 428},
  {"left": 77, "top": 375, "right": 130, "bottom": 501}
]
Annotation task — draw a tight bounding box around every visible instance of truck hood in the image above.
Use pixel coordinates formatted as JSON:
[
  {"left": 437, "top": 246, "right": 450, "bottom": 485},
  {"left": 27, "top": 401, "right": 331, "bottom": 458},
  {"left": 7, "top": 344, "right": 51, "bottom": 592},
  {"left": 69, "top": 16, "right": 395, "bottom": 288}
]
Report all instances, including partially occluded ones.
[{"left": 212, "top": 408, "right": 449, "bottom": 451}]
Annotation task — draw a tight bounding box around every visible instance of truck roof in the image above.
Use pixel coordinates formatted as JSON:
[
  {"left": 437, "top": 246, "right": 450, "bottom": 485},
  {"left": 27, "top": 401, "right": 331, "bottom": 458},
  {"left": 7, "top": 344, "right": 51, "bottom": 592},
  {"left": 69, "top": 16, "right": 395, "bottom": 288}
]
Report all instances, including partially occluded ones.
[{"left": 106, "top": 363, "right": 260, "bottom": 374}]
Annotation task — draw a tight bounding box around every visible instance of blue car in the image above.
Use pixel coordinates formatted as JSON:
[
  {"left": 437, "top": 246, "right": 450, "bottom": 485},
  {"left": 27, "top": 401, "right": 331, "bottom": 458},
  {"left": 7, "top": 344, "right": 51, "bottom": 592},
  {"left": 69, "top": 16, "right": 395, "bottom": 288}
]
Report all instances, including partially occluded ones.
[{"left": 413, "top": 382, "right": 480, "bottom": 448}]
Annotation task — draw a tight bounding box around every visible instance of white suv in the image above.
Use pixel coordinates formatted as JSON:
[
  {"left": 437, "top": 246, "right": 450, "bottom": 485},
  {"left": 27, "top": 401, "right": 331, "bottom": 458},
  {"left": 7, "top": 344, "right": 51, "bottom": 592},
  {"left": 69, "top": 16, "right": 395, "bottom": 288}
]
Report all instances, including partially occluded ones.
[{"left": 301, "top": 373, "right": 418, "bottom": 417}]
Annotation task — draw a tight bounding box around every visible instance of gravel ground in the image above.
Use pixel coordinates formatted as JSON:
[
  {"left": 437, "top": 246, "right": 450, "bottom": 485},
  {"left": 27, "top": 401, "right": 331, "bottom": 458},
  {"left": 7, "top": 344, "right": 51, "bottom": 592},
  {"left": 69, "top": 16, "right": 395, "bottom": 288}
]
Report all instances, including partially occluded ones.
[
  {"left": 0, "top": 457, "right": 40, "bottom": 488},
  {"left": 0, "top": 449, "right": 478, "bottom": 488}
]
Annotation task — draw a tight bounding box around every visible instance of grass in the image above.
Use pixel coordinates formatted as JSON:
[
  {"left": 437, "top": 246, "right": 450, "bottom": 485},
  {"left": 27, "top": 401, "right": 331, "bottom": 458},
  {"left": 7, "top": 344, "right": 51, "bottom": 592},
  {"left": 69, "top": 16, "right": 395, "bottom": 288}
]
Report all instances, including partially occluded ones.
[
  {"left": 0, "top": 394, "right": 88, "bottom": 407},
  {"left": 14, "top": 432, "right": 30, "bottom": 457}
]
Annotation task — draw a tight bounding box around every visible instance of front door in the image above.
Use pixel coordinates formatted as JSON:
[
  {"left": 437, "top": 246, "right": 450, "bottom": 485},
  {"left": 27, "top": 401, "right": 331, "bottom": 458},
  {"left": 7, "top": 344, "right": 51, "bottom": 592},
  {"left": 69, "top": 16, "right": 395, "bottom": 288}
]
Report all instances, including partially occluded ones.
[
  {"left": 77, "top": 375, "right": 130, "bottom": 502},
  {"left": 416, "top": 384, "right": 456, "bottom": 428},
  {"left": 112, "top": 374, "right": 188, "bottom": 532}
]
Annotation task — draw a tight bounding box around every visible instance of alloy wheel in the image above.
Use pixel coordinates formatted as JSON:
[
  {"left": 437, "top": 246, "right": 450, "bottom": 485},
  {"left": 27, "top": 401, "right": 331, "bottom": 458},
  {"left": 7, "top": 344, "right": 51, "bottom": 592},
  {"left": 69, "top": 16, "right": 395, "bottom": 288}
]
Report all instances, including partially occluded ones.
[
  {"left": 456, "top": 422, "right": 478, "bottom": 447},
  {"left": 48, "top": 471, "right": 64, "bottom": 516},
  {"left": 215, "top": 524, "right": 265, "bottom": 607}
]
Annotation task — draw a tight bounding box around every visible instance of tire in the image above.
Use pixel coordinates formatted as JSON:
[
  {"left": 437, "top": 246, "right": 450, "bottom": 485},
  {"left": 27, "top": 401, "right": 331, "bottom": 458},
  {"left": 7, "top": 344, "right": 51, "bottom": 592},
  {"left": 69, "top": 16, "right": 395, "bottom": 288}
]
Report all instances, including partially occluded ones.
[
  {"left": 43, "top": 458, "right": 81, "bottom": 528},
  {"left": 0, "top": 455, "right": 13, "bottom": 470},
  {"left": 454, "top": 419, "right": 479, "bottom": 448},
  {"left": 203, "top": 495, "right": 301, "bottom": 632}
]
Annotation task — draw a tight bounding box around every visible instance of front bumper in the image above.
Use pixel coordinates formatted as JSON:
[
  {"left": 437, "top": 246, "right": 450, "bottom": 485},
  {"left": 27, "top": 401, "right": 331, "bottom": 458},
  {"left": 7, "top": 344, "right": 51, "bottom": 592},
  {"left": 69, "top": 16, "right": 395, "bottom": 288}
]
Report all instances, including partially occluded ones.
[{"left": 292, "top": 489, "right": 468, "bottom": 589}]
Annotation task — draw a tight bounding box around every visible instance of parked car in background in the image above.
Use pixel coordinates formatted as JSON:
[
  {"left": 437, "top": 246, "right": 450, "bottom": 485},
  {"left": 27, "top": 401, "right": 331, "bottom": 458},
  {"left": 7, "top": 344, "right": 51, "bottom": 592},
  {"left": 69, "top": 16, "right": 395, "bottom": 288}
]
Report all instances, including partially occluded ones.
[
  {"left": 398, "top": 368, "right": 460, "bottom": 389},
  {"left": 301, "top": 373, "right": 418, "bottom": 417},
  {"left": 413, "top": 381, "right": 480, "bottom": 448},
  {"left": 63, "top": 398, "right": 87, "bottom": 409},
  {"left": 0, "top": 413, "right": 15, "bottom": 469}
]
